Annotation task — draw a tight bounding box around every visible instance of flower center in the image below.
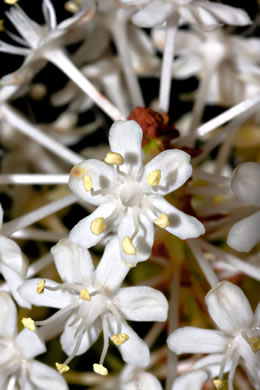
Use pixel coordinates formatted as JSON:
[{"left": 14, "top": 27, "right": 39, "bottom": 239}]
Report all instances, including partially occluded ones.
[{"left": 119, "top": 183, "right": 144, "bottom": 208}]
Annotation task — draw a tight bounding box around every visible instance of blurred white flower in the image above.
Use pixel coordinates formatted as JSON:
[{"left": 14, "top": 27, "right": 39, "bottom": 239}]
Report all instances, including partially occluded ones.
[
  {"left": 227, "top": 162, "right": 260, "bottom": 252},
  {"left": 168, "top": 281, "right": 260, "bottom": 390}
]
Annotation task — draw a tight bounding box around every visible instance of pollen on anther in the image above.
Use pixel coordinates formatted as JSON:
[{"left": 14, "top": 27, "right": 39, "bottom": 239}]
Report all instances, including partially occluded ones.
[
  {"left": 122, "top": 236, "right": 136, "bottom": 255},
  {"left": 4, "top": 0, "right": 18, "bottom": 4},
  {"left": 56, "top": 363, "right": 70, "bottom": 375},
  {"left": 90, "top": 217, "right": 106, "bottom": 235},
  {"left": 22, "top": 317, "right": 35, "bottom": 332},
  {"left": 213, "top": 379, "right": 228, "bottom": 390},
  {"left": 147, "top": 169, "right": 161, "bottom": 186},
  {"left": 154, "top": 213, "right": 170, "bottom": 229},
  {"left": 36, "top": 279, "right": 45, "bottom": 294},
  {"left": 111, "top": 333, "right": 129, "bottom": 346},
  {"left": 80, "top": 288, "right": 91, "bottom": 302},
  {"left": 104, "top": 152, "right": 124, "bottom": 165},
  {"left": 93, "top": 363, "right": 108, "bottom": 376},
  {"left": 71, "top": 166, "right": 85, "bottom": 177},
  {"left": 248, "top": 337, "right": 260, "bottom": 353},
  {"left": 83, "top": 175, "right": 92, "bottom": 192}
]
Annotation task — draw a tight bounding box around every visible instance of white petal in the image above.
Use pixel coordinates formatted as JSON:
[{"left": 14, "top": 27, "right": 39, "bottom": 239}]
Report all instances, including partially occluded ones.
[
  {"left": 109, "top": 121, "right": 143, "bottom": 174},
  {"left": 0, "top": 292, "right": 17, "bottom": 337},
  {"left": 172, "top": 370, "right": 208, "bottom": 390},
  {"left": 69, "top": 201, "right": 119, "bottom": 249},
  {"left": 0, "top": 203, "right": 3, "bottom": 228},
  {"left": 18, "top": 278, "right": 75, "bottom": 308},
  {"left": 114, "top": 286, "right": 168, "bottom": 322},
  {"left": 199, "top": 2, "right": 251, "bottom": 27},
  {"left": 149, "top": 196, "right": 205, "bottom": 239},
  {"left": 0, "top": 235, "right": 28, "bottom": 276},
  {"left": 15, "top": 328, "right": 46, "bottom": 359},
  {"left": 167, "top": 327, "right": 228, "bottom": 354},
  {"left": 231, "top": 162, "right": 260, "bottom": 207},
  {"left": 140, "top": 149, "right": 192, "bottom": 195},
  {"left": 123, "top": 371, "right": 163, "bottom": 390},
  {"left": 68, "top": 159, "right": 117, "bottom": 206},
  {"left": 173, "top": 54, "right": 202, "bottom": 79},
  {"left": 1, "top": 263, "right": 31, "bottom": 308},
  {"left": 206, "top": 281, "right": 253, "bottom": 335},
  {"left": 51, "top": 238, "right": 94, "bottom": 285},
  {"left": 118, "top": 209, "right": 154, "bottom": 266},
  {"left": 60, "top": 314, "right": 101, "bottom": 356},
  {"left": 95, "top": 236, "right": 130, "bottom": 291},
  {"left": 132, "top": 1, "right": 173, "bottom": 28},
  {"left": 29, "top": 360, "right": 68, "bottom": 390},
  {"left": 108, "top": 316, "right": 150, "bottom": 367},
  {"left": 227, "top": 211, "right": 260, "bottom": 252}
]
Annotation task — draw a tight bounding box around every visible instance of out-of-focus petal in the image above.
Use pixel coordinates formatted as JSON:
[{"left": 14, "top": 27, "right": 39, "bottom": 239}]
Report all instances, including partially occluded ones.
[
  {"left": 227, "top": 211, "right": 260, "bottom": 252},
  {"left": 0, "top": 292, "right": 17, "bottom": 337},
  {"left": 29, "top": 360, "right": 68, "bottom": 390},
  {"left": 231, "top": 162, "right": 260, "bottom": 207},
  {"left": 206, "top": 281, "right": 253, "bottom": 335},
  {"left": 132, "top": 1, "right": 173, "bottom": 28},
  {"left": 167, "top": 327, "right": 228, "bottom": 354}
]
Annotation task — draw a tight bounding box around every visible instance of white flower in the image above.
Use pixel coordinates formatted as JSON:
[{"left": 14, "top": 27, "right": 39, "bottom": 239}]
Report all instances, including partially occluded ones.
[
  {"left": 19, "top": 238, "right": 168, "bottom": 373},
  {"left": 0, "top": 203, "right": 29, "bottom": 307},
  {"left": 167, "top": 281, "right": 260, "bottom": 390},
  {"left": 0, "top": 292, "right": 68, "bottom": 389},
  {"left": 120, "top": 0, "right": 251, "bottom": 30},
  {"left": 227, "top": 162, "right": 260, "bottom": 252},
  {"left": 68, "top": 120, "right": 205, "bottom": 266}
]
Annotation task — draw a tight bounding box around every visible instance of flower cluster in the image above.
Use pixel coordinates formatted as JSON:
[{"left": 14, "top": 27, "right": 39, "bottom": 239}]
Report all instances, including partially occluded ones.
[{"left": 0, "top": 0, "right": 259, "bottom": 389}]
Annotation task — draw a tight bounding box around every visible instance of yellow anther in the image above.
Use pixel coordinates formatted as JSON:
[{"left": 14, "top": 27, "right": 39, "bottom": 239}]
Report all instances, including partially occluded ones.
[
  {"left": 22, "top": 317, "right": 35, "bottom": 332},
  {"left": 213, "top": 379, "right": 228, "bottom": 390},
  {"left": 71, "top": 166, "right": 85, "bottom": 177},
  {"left": 36, "top": 279, "right": 45, "bottom": 294},
  {"left": 83, "top": 175, "right": 92, "bottom": 192},
  {"left": 0, "top": 20, "right": 4, "bottom": 32},
  {"left": 154, "top": 213, "right": 170, "bottom": 229},
  {"left": 90, "top": 217, "right": 106, "bottom": 235},
  {"left": 30, "top": 83, "right": 47, "bottom": 100},
  {"left": 93, "top": 363, "right": 108, "bottom": 376},
  {"left": 64, "top": 1, "right": 79, "bottom": 13},
  {"left": 80, "top": 288, "right": 91, "bottom": 302},
  {"left": 56, "top": 363, "right": 70, "bottom": 375},
  {"left": 104, "top": 152, "right": 124, "bottom": 166},
  {"left": 121, "top": 236, "right": 136, "bottom": 255},
  {"left": 111, "top": 333, "right": 129, "bottom": 346},
  {"left": 4, "top": 0, "right": 18, "bottom": 4},
  {"left": 248, "top": 337, "right": 260, "bottom": 353},
  {"left": 147, "top": 169, "right": 161, "bottom": 186}
]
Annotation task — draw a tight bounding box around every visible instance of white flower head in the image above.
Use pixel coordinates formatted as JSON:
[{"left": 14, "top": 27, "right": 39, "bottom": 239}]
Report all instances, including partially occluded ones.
[
  {"left": 227, "top": 162, "right": 260, "bottom": 252},
  {"left": 0, "top": 203, "right": 30, "bottom": 307},
  {"left": 119, "top": 0, "right": 251, "bottom": 30},
  {"left": 68, "top": 120, "right": 205, "bottom": 266},
  {"left": 168, "top": 281, "right": 260, "bottom": 390},
  {"left": 19, "top": 238, "right": 168, "bottom": 373},
  {"left": 0, "top": 292, "right": 68, "bottom": 389}
]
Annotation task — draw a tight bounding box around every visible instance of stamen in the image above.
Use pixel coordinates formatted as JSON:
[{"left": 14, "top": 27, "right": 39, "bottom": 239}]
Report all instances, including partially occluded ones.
[
  {"left": 70, "top": 166, "right": 85, "bottom": 177},
  {"left": 79, "top": 288, "right": 91, "bottom": 302},
  {"left": 248, "top": 337, "right": 260, "bottom": 353},
  {"left": 104, "top": 152, "right": 124, "bottom": 165},
  {"left": 147, "top": 169, "right": 161, "bottom": 186},
  {"left": 36, "top": 279, "right": 45, "bottom": 294},
  {"left": 93, "top": 363, "right": 108, "bottom": 376},
  {"left": 21, "top": 317, "right": 35, "bottom": 332},
  {"left": 35, "top": 302, "right": 79, "bottom": 326},
  {"left": 56, "top": 363, "right": 70, "bottom": 375},
  {"left": 213, "top": 379, "right": 228, "bottom": 390},
  {"left": 121, "top": 236, "right": 136, "bottom": 255},
  {"left": 90, "top": 217, "right": 106, "bottom": 235},
  {"left": 107, "top": 302, "right": 123, "bottom": 335},
  {"left": 83, "top": 175, "right": 92, "bottom": 192},
  {"left": 154, "top": 213, "right": 170, "bottom": 229},
  {"left": 111, "top": 333, "right": 129, "bottom": 346}
]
